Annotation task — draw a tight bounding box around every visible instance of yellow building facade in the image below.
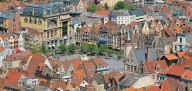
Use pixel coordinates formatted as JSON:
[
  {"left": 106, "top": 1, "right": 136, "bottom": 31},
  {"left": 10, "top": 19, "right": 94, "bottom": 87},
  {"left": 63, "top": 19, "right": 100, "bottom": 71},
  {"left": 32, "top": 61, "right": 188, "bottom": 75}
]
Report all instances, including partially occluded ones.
[
  {"left": 101, "top": 0, "right": 124, "bottom": 8},
  {"left": 20, "top": 3, "right": 71, "bottom": 40}
]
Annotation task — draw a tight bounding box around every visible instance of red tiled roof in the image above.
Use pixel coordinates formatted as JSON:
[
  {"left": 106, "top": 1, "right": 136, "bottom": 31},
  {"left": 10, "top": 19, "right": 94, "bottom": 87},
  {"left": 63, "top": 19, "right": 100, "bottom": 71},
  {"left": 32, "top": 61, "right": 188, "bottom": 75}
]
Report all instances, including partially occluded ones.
[
  {"left": 142, "top": 7, "right": 153, "bottom": 13},
  {"left": 164, "top": 27, "right": 175, "bottom": 37},
  {"left": 4, "top": 51, "right": 32, "bottom": 61},
  {"left": 161, "top": 78, "right": 186, "bottom": 91},
  {"left": 51, "top": 80, "right": 66, "bottom": 91},
  {"left": 62, "top": 58, "right": 82, "bottom": 72},
  {"left": 94, "top": 10, "right": 110, "bottom": 16},
  {"left": 6, "top": 71, "right": 22, "bottom": 84},
  {"left": 160, "top": 6, "right": 171, "bottom": 14},
  {"left": 167, "top": 65, "right": 185, "bottom": 77},
  {"left": 91, "top": 58, "right": 108, "bottom": 67},
  {"left": 182, "top": 70, "right": 192, "bottom": 80},
  {"left": 144, "top": 60, "right": 168, "bottom": 73},
  {"left": 164, "top": 54, "right": 177, "bottom": 60},
  {"left": 26, "top": 57, "right": 45, "bottom": 73},
  {"left": 0, "top": 47, "right": 5, "bottom": 53},
  {"left": 181, "top": 59, "right": 192, "bottom": 70},
  {"left": 83, "top": 62, "right": 95, "bottom": 77},
  {"left": 0, "top": 78, "right": 12, "bottom": 86}
]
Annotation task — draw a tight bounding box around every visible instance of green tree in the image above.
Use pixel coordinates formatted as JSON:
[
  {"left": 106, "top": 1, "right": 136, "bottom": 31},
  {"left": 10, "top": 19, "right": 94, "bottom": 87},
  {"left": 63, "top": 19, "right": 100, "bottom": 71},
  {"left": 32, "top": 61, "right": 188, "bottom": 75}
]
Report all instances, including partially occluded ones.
[
  {"left": 117, "top": 50, "right": 124, "bottom": 59},
  {"left": 80, "top": 43, "right": 88, "bottom": 51},
  {"left": 87, "top": 4, "right": 101, "bottom": 13},
  {"left": 40, "top": 42, "right": 50, "bottom": 57},
  {"left": 68, "top": 44, "right": 76, "bottom": 53},
  {"left": 107, "top": 49, "right": 114, "bottom": 57},
  {"left": 98, "top": 44, "right": 108, "bottom": 55},
  {"left": 30, "top": 45, "right": 41, "bottom": 54},
  {"left": 57, "top": 43, "right": 67, "bottom": 54},
  {"left": 87, "top": 44, "right": 98, "bottom": 53},
  {"left": 104, "top": 3, "right": 109, "bottom": 10},
  {"left": 124, "top": 4, "right": 134, "bottom": 11},
  {"left": 114, "top": 1, "right": 125, "bottom": 10}
]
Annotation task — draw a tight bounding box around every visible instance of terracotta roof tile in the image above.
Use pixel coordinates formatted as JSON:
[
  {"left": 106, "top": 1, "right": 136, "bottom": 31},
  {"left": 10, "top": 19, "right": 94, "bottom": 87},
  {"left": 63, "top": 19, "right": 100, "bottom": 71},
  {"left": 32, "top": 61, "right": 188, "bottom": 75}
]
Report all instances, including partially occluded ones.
[
  {"left": 144, "top": 60, "right": 168, "bottom": 73},
  {"left": 73, "top": 69, "right": 84, "bottom": 79},
  {"left": 181, "top": 59, "right": 192, "bottom": 70},
  {"left": 62, "top": 58, "right": 82, "bottom": 72},
  {"left": 4, "top": 51, "right": 32, "bottom": 61},
  {"left": 176, "top": 51, "right": 185, "bottom": 58},
  {"left": 147, "top": 85, "right": 160, "bottom": 91},
  {"left": 6, "top": 71, "right": 21, "bottom": 84},
  {"left": 122, "top": 87, "right": 135, "bottom": 91},
  {"left": 0, "top": 78, "right": 12, "bottom": 86},
  {"left": 160, "top": 67, "right": 169, "bottom": 74},
  {"left": 164, "top": 27, "right": 175, "bottom": 37},
  {"left": 94, "top": 10, "right": 110, "bottom": 16},
  {"left": 164, "top": 54, "right": 177, "bottom": 60},
  {"left": 91, "top": 58, "right": 108, "bottom": 67},
  {"left": 83, "top": 62, "right": 95, "bottom": 77},
  {"left": 167, "top": 65, "right": 185, "bottom": 77},
  {"left": 0, "top": 47, "right": 5, "bottom": 53},
  {"left": 142, "top": 7, "right": 153, "bottom": 13},
  {"left": 51, "top": 80, "right": 66, "bottom": 91},
  {"left": 71, "top": 79, "right": 84, "bottom": 86},
  {"left": 37, "top": 63, "right": 46, "bottom": 71},
  {"left": 174, "top": 26, "right": 182, "bottom": 34},
  {"left": 161, "top": 78, "right": 186, "bottom": 91},
  {"left": 26, "top": 57, "right": 45, "bottom": 73},
  {"left": 182, "top": 70, "right": 192, "bottom": 80},
  {"left": 160, "top": 6, "right": 171, "bottom": 14},
  {"left": 131, "top": 21, "right": 137, "bottom": 27}
]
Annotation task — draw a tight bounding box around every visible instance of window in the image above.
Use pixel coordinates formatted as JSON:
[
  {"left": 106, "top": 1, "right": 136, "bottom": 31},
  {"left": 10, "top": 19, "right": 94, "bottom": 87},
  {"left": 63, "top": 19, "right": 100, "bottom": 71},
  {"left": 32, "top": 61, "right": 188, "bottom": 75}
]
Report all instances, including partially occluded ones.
[
  {"left": 29, "top": 18, "right": 32, "bottom": 23},
  {"left": 180, "top": 38, "right": 182, "bottom": 43},
  {"left": 34, "top": 19, "right": 37, "bottom": 24},
  {"left": 24, "top": 18, "right": 28, "bottom": 23},
  {"left": 175, "top": 45, "right": 177, "bottom": 51},
  {"left": 13, "top": 19, "right": 15, "bottom": 21},
  {"left": 38, "top": 20, "right": 42, "bottom": 25}
]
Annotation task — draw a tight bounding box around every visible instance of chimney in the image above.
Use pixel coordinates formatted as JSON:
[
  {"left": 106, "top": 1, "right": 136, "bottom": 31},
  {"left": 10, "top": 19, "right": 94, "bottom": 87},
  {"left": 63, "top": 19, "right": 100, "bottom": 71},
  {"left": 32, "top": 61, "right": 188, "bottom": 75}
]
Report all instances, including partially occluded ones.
[
  {"left": 147, "top": 46, "right": 151, "bottom": 62},
  {"left": 187, "top": 81, "right": 190, "bottom": 91},
  {"left": 184, "top": 66, "right": 190, "bottom": 71},
  {"left": 131, "top": 34, "right": 134, "bottom": 50}
]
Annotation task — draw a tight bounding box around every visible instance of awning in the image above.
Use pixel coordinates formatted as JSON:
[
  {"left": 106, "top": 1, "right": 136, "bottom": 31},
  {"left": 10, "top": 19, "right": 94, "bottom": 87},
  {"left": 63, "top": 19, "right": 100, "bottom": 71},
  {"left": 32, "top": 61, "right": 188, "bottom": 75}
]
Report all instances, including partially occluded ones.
[
  {"left": 98, "top": 40, "right": 107, "bottom": 44},
  {"left": 15, "top": 49, "right": 21, "bottom": 53},
  {"left": 88, "top": 42, "right": 97, "bottom": 45},
  {"left": 52, "top": 44, "right": 56, "bottom": 47}
]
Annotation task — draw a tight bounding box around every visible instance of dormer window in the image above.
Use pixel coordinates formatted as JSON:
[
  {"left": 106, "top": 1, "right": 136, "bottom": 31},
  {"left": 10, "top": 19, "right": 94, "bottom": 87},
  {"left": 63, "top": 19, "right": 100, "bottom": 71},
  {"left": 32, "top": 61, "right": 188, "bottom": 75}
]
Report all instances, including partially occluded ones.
[
  {"left": 24, "top": 18, "right": 28, "bottom": 23},
  {"left": 29, "top": 18, "right": 32, "bottom": 24}
]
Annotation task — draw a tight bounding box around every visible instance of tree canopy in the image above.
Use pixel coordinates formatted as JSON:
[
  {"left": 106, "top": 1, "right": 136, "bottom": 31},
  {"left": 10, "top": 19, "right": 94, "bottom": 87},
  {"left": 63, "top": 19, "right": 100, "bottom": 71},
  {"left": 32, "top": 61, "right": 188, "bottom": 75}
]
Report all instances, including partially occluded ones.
[
  {"left": 104, "top": 3, "right": 109, "bottom": 10},
  {"left": 87, "top": 4, "right": 101, "bottom": 13},
  {"left": 114, "top": 1, "right": 134, "bottom": 11},
  {"left": 68, "top": 44, "right": 76, "bottom": 53},
  {"left": 117, "top": 50, "right": 124, "bottom": 59},
  {"left": 57, "top": 43, "right": 67, "bottom": 54},
  {"left": 98, "top": 44, "right": 108, "bottom": 55},
  {"left": 30, "top": 45, "right": 41, "bottom": 54}
]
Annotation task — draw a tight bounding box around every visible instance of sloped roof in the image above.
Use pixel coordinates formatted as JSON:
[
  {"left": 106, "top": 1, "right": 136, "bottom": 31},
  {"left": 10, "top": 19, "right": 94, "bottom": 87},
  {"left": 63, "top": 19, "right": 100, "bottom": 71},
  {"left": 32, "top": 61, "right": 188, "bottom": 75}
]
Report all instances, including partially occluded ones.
[
  {"left": 182, "top": 70, "right": 192, "bottom": 80},
  {"left": 160, "top": 78, "right": 186, "bottom": 91},
  {"left": 129, "top": 9, "right": 146, "bottom": 17},
  {"left": 133, "top": 48, "right": 157, "bottom": 64},
  {"left": 167, "top": 65, "right": 185, "bottom": 77},
  {"left": 61, "top": 58, "right": 82, "bottom": 72},
  {"left": 91, "top": 58, "right": 108, "bottom": 67},
  {"left": 51, "top": 80, "right": 66, "bottom": 91},
  {"left": 94, "top": 10, "right": 110, "bottom": 16},
  {"left": 164, "top": 54, "right": 177, "bottom": 60},
  {"left": 144, "top": 60, "right": 168, "bottom": 73},
  {"left": 6, "top": 71, "right": 22, "bottom": 84}
]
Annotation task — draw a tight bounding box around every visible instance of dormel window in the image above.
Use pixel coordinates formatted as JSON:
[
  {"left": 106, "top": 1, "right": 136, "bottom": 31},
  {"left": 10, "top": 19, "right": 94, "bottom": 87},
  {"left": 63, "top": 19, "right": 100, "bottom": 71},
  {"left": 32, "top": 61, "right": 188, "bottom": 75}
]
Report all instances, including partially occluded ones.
[{"left": 24, "top": 18, "right": 28, "bottom": 23}]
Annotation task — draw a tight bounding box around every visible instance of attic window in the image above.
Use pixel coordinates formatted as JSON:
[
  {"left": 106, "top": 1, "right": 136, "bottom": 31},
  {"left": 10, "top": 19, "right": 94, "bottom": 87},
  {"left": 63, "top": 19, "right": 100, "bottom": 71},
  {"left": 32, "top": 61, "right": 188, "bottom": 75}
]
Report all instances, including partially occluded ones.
[
  {"left": 34, "top": 19, "right": 37, "bottom": 24},
  {"left": 29, "top": 18, "right": 32, "bottom": 24},
  {"left": 24, "top": 18, "right": 28, "bottom": 23},
  {"left": 38, "top": 20, "right": 42, "bottom": 25}
]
